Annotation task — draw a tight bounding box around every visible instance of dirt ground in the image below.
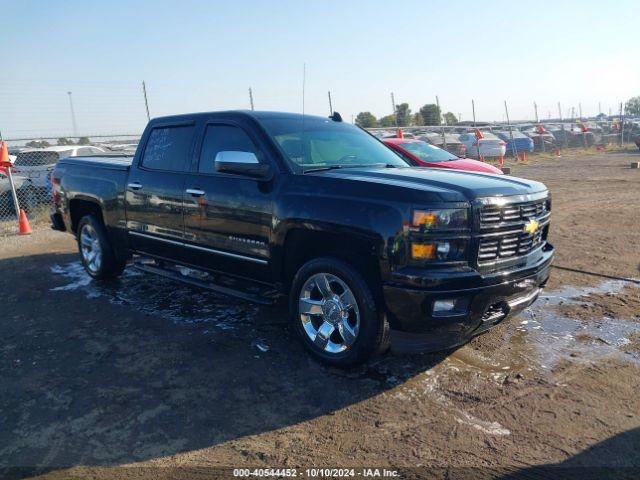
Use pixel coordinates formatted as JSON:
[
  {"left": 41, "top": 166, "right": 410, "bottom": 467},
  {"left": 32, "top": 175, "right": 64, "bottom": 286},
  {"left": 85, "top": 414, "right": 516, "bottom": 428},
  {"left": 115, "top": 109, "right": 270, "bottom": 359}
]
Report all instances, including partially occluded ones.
[{"left": 1, "top": 150, "right": 639, "bottom": 479}]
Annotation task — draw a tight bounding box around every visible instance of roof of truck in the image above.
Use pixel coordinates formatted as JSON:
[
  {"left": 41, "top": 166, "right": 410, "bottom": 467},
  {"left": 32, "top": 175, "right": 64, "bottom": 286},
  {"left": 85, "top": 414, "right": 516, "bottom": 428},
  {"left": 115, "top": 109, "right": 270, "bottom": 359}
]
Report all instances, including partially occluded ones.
[{"left": 150, "top": 110, "right": 331, "bottom": 124}]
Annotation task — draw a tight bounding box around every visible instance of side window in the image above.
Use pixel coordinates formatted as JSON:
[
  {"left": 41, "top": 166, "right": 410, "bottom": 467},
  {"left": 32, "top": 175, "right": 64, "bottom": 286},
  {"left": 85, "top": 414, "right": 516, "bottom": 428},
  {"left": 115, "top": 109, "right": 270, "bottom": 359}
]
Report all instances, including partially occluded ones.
[
  {"left": 199, "top": 125, "right": 258, "bottom": 174},
  {"left": 141, "top": 125, "right": 195, "bottom": 172}
]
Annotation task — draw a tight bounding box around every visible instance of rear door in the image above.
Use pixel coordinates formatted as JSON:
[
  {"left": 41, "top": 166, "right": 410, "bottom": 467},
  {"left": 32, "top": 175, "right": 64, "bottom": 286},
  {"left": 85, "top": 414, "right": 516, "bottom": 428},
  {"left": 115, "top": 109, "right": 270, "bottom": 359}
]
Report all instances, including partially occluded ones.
[
  {"left": 182, "top": 121, "right": 274, "bottom": 281},
  {"left": 125, "top": 122, "right": 195, "bottom": 261}
]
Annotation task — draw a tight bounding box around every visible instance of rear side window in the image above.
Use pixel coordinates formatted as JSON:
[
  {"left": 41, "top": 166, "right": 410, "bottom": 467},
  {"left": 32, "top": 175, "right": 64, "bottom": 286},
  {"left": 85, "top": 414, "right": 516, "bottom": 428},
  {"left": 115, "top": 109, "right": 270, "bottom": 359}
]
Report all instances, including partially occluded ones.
[
  {"left": 198, "top": 125, "right": 258, "bottom": 174},
  {"left": 142, "top": 125, "right": 195, "bottom": 171}
]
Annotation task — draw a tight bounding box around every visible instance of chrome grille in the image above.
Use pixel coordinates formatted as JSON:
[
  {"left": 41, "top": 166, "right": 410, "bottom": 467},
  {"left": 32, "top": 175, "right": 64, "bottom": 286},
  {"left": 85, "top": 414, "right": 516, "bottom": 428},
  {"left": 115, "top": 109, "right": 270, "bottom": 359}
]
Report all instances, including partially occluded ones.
[
  {"left": 480, "top": 199, "right": 547, "bottom": 228},
  {"left": 478, "top": 230, "right": 543, "bottom": 263},
  {"left": 477, "top": 196, "right": 549, "bottom": 265}
]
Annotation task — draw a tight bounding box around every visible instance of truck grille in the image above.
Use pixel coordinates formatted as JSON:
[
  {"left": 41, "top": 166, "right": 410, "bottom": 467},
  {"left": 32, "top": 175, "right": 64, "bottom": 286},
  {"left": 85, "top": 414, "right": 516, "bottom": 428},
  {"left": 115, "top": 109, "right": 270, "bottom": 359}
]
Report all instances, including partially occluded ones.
[
  {"left": 480, "top": 199, "right": 547, "bottom": 228},
  {"left": 478, "top": 230, "right": 544, "bottom": 262},
  {"left": 477, "top": 196, "right": 549, "bottom": 264}
]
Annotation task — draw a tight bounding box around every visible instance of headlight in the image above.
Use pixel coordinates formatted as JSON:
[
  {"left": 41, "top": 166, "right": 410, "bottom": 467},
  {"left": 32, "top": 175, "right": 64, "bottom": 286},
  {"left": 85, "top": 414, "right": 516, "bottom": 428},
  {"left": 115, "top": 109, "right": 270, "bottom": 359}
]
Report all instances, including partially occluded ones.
[
  {"left": 412, "top": 209, "right": 468, "bottom": 232},
  {"left": 411, "top": 239, "right": 468, "bottom": 261}
]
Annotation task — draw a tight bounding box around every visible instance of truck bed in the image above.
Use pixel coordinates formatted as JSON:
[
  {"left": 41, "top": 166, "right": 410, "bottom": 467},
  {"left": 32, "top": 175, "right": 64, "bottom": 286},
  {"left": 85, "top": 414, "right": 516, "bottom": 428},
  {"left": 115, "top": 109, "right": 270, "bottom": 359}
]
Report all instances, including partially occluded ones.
[{"left": 57, "top": 155, "right": 133, "bottom": 170}]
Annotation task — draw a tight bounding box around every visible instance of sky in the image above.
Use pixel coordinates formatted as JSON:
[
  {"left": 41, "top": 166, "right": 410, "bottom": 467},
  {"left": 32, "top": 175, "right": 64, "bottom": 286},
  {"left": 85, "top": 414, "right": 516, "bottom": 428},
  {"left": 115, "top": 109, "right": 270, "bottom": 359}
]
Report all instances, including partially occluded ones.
[{"left": 2, "top": 0, "right": 639, "bottom": 139}]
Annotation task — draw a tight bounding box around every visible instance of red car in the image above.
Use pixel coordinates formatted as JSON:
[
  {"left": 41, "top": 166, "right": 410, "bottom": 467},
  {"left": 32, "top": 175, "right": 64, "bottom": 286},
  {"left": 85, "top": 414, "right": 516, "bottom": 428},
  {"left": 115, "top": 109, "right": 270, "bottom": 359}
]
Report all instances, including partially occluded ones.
[{"left": 382, "top": 138, "right": 503, "bottom": 174}]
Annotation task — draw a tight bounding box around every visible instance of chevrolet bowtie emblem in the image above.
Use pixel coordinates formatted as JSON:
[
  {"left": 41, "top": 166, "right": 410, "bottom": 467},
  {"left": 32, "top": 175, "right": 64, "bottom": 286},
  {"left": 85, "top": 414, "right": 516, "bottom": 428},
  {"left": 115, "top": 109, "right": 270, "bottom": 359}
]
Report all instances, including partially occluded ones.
[{"left": 523, "top": 218, "right": 539, "bottom": 235}]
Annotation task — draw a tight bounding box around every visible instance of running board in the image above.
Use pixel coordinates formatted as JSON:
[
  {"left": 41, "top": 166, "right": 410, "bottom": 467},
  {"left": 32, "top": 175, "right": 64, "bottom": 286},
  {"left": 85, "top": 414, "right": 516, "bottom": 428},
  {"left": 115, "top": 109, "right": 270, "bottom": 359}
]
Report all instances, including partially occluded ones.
[{"left": 132, "top": 258, "right": 278, "bottom": 306}]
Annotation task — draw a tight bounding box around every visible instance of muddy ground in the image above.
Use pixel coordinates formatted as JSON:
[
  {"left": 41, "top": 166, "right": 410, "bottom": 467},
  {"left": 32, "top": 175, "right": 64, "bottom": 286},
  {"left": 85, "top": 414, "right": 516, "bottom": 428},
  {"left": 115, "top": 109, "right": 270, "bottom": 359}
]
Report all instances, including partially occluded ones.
[{"left": 1, "top": 151, "right": 639, "bottom": 479}]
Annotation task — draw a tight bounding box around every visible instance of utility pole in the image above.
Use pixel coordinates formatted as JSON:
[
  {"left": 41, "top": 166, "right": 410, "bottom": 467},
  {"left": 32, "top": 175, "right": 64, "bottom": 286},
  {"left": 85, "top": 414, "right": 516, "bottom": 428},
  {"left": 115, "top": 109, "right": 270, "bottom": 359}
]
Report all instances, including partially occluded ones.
[
  {"left": 436, "top": 95, "right": 446, "bottom": 148},
  {"left": 472, "top": 99, "right": 480, "bottom": 159},
  {"left": 620, "top": 102, "right": 625, "bottom": 146},
  {"left": 579, "top": 102, "right": 583, "bottom": 120},
  {"left": 598, "top": 102, "right": 602, "bottom": 115},
  {"left": 302, "top": 63, "right": 306, "bottom": 116},
  {"left": 249, "top": 87, "right": 255, "bottom": 111},
  {"left": 390, "top": 92, "right": 398, "bottom": 127},
  {"left": 67, "top": 91, "right": 78, "bottom": 137},
  {"left": 328, "top": 90, "right": 333, "bottom": 115},
  {"left": 558, "top": 101, "right": 568, "bottom": 149},
  {"left": 533, "top": 101, "right": 539, "bottom": 123},
  {"left": 504, "top": 100, "right": 518, "bottom": 160},
  {"left": 142, "top": 81, "right": 151, "bottom": 121}
]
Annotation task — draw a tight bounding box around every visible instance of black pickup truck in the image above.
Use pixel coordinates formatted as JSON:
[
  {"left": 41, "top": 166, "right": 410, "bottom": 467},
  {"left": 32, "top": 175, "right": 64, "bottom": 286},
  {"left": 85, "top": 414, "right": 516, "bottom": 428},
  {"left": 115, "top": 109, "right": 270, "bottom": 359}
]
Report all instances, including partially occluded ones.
[{"left": 51, "top": 111, "right": 554, "bottom": 366}]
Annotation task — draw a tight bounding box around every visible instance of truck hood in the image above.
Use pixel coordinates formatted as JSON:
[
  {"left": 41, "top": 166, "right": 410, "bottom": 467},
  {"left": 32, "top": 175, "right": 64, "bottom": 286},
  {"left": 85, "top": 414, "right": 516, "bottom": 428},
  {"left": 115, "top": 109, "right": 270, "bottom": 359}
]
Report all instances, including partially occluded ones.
[{"left": 314, "top": 166, "right": 547, "bottom": 202}]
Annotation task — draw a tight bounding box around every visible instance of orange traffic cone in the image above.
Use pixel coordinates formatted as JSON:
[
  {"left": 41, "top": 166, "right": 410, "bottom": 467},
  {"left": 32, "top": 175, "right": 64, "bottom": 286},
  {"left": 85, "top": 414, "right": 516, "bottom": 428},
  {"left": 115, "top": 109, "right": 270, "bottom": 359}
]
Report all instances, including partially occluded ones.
[
  {"left": 555, "top": 147, "right": 561, "bottom": 157},
  {"left": 498, "top": 155, "right": 504, "bottom": 166},
  {"left": 18, "top": 209, "right": 32, "bottom": 235},
  {"left": 0, "top": 141, "right": 9, "bottom": 165},
  {"left": 519, "top": 151, "right": 527, "bottom": 162}
]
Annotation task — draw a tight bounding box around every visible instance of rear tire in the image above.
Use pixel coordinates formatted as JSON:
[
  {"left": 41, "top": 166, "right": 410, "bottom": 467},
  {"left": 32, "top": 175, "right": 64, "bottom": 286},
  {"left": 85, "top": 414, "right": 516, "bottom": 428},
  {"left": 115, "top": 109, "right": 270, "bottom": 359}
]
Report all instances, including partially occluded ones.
[
  {"left": 290, "top": 257, "right": 387, "bottom": 367},
  {"left": 76, "top": 215, "right": 126, "bottom": 280}
]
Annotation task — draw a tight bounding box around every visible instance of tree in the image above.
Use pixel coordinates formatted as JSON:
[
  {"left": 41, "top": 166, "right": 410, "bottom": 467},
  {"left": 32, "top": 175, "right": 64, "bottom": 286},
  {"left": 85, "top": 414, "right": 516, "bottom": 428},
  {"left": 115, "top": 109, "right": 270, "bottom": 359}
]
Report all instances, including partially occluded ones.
[
  {"left": 412, "top": 112, "right": 424, "bottom": 126},
  {"left": 625, "top": 96, "right": 640, "bottom": 116},
  {"left": 379, "top": 115, "right": 396, "bottom": 127},
  {"left": 57, "top": 137, "right": 75, "bottom": 146},
  {"left": 77, "top": 136, "right": 91, "bottom": 145},
  {"left": 443, "top": 112, "right": 458, "bottom": 125},
  {"left": 25, "top": 140, "right": 50, "bottom": 148},
  {"left": 395, "top": 103, "right": 411, "bottom": 127},
  {"left": 355, "top": 112, "right": 378, "bottom": 128},
  {"left": 419, "top": 104, "right": 441, "bottom": 126}
]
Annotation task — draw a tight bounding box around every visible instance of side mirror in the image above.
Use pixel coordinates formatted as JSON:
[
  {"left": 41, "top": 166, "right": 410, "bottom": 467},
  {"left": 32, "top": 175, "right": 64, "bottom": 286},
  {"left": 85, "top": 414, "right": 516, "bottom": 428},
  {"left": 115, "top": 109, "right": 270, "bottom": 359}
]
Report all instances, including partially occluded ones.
[{"left": 214, "top": 151, "right": 272, "bottom": 179}]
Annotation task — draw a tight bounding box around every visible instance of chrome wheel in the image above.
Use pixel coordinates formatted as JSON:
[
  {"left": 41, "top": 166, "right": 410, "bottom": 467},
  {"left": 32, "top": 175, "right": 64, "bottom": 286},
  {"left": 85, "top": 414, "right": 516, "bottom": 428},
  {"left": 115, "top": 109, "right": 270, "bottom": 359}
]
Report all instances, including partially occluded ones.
[
  {"left": 298, "top": 273, "right": 360, "bottom": 354},
  {"left": 80, "top": 224, "right": 102, "bottom": 274}
]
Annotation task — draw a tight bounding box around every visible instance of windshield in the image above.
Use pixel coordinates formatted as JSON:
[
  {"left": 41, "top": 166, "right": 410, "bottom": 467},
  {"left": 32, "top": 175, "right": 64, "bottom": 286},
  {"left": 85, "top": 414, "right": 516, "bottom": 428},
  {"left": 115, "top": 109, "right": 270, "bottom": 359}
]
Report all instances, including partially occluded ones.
[
  {"left": 260, "top": 117, "right": 409, "bottom": 172},
  {"left": 401, "top": 141, "right": 458, "bottom": 162}
]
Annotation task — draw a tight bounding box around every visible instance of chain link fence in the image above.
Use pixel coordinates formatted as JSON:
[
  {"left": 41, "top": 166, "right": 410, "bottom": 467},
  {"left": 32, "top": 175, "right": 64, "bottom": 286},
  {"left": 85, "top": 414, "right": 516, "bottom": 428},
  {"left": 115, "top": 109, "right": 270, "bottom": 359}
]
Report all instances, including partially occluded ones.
[
  {"left": 0, "top": 138, "right": 140, "bottom": 234},
  {"left": 367, "top": 119, "right": 640, "bottom": 159}
]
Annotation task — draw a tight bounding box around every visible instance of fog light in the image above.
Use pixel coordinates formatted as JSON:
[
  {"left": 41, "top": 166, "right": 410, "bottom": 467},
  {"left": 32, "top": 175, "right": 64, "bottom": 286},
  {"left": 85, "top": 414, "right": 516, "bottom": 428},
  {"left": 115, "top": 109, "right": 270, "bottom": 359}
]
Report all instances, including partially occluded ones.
[
  {"left": 436, "top": 242, "right": 450, "bottom": 255},
  {"left": 432, "top": 298, "right": 469, "bottom": 317}
]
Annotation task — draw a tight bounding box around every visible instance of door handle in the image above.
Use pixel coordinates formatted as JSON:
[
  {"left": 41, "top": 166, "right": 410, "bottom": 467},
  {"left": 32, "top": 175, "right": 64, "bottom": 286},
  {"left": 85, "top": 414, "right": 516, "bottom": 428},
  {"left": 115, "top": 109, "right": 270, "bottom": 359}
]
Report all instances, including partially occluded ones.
[
  {"left": 127, "top": 182, "right": 143, "bottom": 190},
  {"left": 186, "top": 188, "right": 206, "bottom": 197}
]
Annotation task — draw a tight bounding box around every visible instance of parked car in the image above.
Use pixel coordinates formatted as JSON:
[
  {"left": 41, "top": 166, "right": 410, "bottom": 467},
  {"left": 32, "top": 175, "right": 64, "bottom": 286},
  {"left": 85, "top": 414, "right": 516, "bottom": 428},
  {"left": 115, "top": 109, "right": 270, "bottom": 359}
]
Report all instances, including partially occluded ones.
[
  {"left": 417, "top": 132, "right": 467, "bottom": 158},
  {"left": 51, "top": 110, "right": 553, "bottom": 367},
  {"left": 457, "top": 130, "right": 507, "bottom": 159},
  {"left": 382, "top": 138, "right": 502, "bottom": 174},
  {"left": 493, "top": 129, "right": 534, "bottom": 155},
  {"left": 13, "top": 145, "right": 105, "bottom": 198},
  {"left": 520, "top": 125, "right": 557, "bottom": 151}
]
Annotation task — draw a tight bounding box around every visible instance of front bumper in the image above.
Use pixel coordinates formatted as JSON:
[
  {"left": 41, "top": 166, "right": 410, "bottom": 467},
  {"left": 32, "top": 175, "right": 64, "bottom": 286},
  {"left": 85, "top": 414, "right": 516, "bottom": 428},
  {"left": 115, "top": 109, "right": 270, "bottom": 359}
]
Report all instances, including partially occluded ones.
[{"left": 383, "top": 243, "right": 554, "bottom": 354}]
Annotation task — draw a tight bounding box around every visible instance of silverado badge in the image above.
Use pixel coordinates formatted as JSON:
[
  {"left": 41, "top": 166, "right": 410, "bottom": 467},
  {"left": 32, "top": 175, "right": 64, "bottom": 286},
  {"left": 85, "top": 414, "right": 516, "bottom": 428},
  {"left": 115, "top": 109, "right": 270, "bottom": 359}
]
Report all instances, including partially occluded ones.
[{"left": 523, "top": 218, "right": 539, "bottom": 235}]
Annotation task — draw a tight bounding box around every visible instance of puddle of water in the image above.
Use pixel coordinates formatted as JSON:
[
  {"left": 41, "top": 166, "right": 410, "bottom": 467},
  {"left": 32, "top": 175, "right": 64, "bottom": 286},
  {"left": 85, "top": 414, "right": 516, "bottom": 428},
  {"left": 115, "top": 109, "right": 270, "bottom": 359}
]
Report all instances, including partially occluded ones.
[
  {"left": 50, "top": 261, "right": 639, "bottom": 381},
  {"left": 50, "top": 261, "right": 261, "bottom": 334},
  {"left": 514, "top": 279, "right": 640, "bottom": 370}
]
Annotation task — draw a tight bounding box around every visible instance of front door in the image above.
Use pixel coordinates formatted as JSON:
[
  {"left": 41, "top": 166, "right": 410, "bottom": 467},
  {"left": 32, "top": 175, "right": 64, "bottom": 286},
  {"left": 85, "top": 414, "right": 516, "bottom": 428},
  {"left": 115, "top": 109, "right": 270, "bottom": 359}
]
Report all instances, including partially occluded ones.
[
  {"left": 182, "top": 122, "right": 274, "bottom": 282},
  {"left": 125, "top": 123, "right": 195, "bottom": 261}
]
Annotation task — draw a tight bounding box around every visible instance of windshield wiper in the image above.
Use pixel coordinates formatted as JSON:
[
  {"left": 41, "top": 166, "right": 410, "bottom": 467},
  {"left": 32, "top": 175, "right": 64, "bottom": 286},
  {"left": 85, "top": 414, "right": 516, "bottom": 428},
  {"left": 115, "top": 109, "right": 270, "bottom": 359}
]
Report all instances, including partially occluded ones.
[{"left": 303, "top": 163, "right": 399, "bottom": 173}]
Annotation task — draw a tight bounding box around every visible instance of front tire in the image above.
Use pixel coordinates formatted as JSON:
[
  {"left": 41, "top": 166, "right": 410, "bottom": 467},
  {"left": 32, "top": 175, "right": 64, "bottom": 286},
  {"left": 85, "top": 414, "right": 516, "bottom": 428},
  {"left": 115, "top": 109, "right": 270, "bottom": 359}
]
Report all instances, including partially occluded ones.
[
  {"left": 290, "top": 257, "right": 387, "bottom": 367},
  {"left": 77, "top": 215, "right": 126, "bottom": 279}
]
